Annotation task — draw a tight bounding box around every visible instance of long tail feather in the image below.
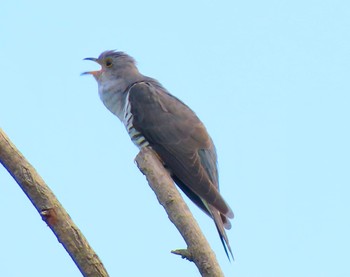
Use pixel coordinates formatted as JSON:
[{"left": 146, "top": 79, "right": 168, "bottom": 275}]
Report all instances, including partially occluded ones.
[{"left": 209, "top": 205, "right": 234, "bottom": 261}]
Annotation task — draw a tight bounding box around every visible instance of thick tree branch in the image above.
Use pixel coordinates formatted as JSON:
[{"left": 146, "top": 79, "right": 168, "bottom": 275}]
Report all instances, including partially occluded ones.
[
  {"left": 0, "top": 127, "right": 225, "bottom": 276},
  {"left": 0, "top": 128, "right": 109, "bottom": 277},
  {"left": 135, "top": 147, "right": 224, "bottom": 277}
]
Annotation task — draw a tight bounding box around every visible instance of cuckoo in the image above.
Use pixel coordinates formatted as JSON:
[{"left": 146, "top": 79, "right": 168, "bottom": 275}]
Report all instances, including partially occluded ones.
[{"left": 83, "top": 50, "right": 234, "bottom": 258}]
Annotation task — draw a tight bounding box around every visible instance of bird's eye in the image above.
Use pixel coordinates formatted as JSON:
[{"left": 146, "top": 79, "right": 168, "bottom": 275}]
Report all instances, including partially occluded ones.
[{"left": 105, "top": 59, "right": 113, "bottom": 68}]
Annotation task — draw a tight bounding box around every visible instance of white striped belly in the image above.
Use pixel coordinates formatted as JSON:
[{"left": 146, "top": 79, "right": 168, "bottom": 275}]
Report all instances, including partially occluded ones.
[{"left": 123, "top": 92, "right": 149, "bottom": 149}]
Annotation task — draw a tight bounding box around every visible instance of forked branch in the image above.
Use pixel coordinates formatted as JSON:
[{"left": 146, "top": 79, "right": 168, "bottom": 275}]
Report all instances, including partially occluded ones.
[{"left": 0, "top": 128, "right": 224, "bottom": 277}]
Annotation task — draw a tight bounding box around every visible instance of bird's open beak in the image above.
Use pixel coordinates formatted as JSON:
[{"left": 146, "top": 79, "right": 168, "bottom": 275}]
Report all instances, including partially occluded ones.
[
  {"left": 81, "top": 57, "right": 102, "bottom": 77},
  {"left": 83, "top": 57, "right": 98, "bottom": 62}
]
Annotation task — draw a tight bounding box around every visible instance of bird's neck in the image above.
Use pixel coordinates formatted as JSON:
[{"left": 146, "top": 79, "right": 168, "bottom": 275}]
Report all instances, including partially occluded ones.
[{"left": 98, "top": 70, "right": 144, "bottom": 121}]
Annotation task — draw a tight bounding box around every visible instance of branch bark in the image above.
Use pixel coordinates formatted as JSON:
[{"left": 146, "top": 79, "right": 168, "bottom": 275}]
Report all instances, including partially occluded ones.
[
  {"left": 135, "top": 147, "right": 224, "bottom": 277},
  {"left": 0, "top": 127, "right": 225, "bottom": 276},
  {"left": 0, "top": 128, "right": 109, "bottom": 277}
]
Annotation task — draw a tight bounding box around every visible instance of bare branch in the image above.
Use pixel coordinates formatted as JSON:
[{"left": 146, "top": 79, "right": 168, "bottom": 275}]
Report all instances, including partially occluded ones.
[
  {"left": 0, "top": 127, "right": 225, "bottom": 276},
  {"left": 135, "top": 147, "right": 224, "bottom": 277},
  {"left": 0, "top": 128, "right": 109, "bottom": 277}
]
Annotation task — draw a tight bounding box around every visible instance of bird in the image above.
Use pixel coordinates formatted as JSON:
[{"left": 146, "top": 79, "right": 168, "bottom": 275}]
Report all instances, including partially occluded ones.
[{"left": 82, "top": 50, "right": 234, "bottom": 259}]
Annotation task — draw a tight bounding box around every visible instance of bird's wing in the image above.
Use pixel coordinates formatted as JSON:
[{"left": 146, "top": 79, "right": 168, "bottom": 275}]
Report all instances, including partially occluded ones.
[{"left": 128, "top": 81, "right": 233, "bottom": 219}]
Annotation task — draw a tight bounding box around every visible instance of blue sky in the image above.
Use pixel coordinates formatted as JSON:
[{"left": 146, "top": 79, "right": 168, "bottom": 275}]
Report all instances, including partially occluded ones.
[{"left": 1, "top": 1, "right": 349, "bottom": 276}]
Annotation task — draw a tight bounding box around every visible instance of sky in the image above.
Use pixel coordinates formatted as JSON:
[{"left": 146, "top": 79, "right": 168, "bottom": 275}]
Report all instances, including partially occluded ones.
[{"left": 0, "top": 1, "right": 349, "bottom": 276}]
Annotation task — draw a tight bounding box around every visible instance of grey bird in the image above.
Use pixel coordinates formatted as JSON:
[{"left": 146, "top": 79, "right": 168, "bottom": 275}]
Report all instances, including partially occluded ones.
[{"left": 83, "top": 50, "right": 234, "bottom": 259}]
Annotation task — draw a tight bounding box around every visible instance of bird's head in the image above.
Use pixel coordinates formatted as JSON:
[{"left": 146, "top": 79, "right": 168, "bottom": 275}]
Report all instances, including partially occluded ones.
[
  {"left": 82, "top": 50, "right": 139, "bottom": 83},
  {"left": 82, "top": 50, "right": 144, "bottom": 119}
]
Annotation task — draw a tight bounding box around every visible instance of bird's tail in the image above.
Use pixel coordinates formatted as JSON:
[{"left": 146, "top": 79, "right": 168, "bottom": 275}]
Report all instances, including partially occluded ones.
[{"left": 209, "top": 205, "right": 234, "bottom": 261}]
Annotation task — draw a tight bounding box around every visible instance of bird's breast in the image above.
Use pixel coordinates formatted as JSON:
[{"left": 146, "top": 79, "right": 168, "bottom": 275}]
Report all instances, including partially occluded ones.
[{"left": 98, "top": 83, "right": 126, "bottom": 121}]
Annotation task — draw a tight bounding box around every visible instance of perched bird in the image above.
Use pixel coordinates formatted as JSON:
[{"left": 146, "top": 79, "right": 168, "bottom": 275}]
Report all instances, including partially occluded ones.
[{"left": 83, "top": 50, "right": 234, "bottom": 258}]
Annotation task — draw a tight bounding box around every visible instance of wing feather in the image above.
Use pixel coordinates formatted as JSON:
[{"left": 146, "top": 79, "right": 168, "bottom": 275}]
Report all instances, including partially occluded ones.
[{"left": 128, "top": 81, "right": 233, "bottom": 218}]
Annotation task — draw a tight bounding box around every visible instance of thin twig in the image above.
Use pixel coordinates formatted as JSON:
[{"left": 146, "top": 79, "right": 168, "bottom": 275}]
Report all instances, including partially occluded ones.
[
  {"left": 0, "top": 128, "right": 109, "bottom": 277},
  {"left": 135, "top": 147, "right": 224, "bottom": 277}
]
